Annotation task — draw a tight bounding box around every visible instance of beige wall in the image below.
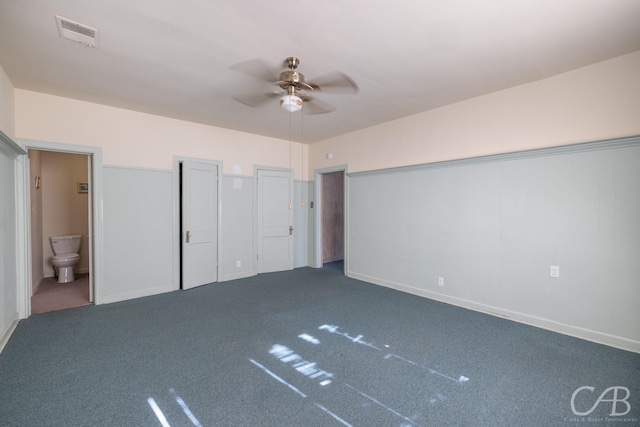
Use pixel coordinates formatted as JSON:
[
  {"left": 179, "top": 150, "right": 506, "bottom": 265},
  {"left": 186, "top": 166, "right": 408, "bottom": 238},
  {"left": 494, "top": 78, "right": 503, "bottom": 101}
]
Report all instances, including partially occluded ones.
[
  {"left": 28, "top": 150, "right": 43, "bottom": 290},
  {"left": 0, "top": 65, "right": 14, "bottom": 138},
  {"left": 310, "top": 51, "right": 640, "bottom": 174},
  {"left": 14, "top": 91, "right": 307, "bottom": 179}
]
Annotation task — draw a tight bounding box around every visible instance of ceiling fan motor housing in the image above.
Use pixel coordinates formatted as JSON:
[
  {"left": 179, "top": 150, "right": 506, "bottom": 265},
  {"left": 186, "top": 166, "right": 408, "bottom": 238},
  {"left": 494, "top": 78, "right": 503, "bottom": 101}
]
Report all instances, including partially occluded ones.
[
  {"left": 280, "top": 70, "right": 300, "bottom": 83},
  {"left": 277, "top": 71, "right": 313, "bottom": 91}
]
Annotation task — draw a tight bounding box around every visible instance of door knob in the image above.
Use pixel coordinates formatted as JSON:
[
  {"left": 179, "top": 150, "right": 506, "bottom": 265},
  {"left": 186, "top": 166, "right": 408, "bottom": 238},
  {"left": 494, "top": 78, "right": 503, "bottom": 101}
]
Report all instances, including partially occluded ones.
[{"left": 186, "top": 231, "right": 191, "bottom": 243}]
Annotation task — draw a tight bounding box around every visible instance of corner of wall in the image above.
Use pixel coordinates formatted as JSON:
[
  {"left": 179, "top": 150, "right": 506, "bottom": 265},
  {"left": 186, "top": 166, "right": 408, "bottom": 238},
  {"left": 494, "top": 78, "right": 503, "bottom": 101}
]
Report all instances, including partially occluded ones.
[{"left": 0, "top": 65, "right": 15, "bottom": 139}]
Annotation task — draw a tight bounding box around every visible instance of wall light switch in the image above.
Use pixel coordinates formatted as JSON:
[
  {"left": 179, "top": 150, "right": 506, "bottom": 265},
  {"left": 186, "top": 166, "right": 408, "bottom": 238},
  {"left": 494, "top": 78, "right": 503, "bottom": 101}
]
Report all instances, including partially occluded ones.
[
  {"left": 550, "top": 265, "right": 560, "bottom": 278},
  {"left": 438, "top": 277, "right": 444, "bottom": 287},
  {"left": 236, "top": 260, "right": 241, "bottom": 268}
]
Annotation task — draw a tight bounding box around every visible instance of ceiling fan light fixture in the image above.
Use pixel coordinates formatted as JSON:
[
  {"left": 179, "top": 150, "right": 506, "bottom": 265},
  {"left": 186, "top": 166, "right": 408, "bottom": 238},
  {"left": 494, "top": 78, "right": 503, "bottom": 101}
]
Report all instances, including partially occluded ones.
[{"left": 280, "top": 94, "right": 302, "bottom": 112}]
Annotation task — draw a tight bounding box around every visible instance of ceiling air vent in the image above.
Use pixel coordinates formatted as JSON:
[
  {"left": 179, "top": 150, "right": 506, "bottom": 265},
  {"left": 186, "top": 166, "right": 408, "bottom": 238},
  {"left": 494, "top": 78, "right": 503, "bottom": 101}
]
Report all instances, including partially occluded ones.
[{"left": 55, "top": 15, "right": 99, "bottom": 47}]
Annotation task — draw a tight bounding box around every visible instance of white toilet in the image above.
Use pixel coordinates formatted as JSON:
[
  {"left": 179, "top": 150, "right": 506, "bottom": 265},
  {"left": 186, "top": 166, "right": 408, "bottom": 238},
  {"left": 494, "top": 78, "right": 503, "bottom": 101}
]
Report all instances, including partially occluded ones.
[{"left": 50, "top": 235, "right": 82, "bottom": 283}]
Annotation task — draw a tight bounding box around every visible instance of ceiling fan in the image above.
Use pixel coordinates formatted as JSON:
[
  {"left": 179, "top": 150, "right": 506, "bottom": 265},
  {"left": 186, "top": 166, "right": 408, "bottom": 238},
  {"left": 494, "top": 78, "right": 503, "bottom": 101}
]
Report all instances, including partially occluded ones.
[{"left": 232, "top": 57, "right": 359, "bottom": 114}]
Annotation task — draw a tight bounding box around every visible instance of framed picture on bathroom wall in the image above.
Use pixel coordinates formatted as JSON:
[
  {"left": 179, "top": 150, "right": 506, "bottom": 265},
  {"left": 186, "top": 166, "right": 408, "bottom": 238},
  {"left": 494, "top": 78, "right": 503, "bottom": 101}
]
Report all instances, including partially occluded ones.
[{"left": 77, "top": 182, "right": 88, "bottom": 193}]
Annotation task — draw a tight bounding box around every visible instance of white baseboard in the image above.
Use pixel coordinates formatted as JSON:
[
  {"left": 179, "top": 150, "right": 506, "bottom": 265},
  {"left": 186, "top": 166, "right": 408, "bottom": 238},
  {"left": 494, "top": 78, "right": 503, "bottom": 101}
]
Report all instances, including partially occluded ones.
[
  {"left": 348, "top": 271, "right": 640, "bottom": 354},
  {"left": 0, "top": 312, "right": 20, "bottom": 354},
  {"left": 221, "top": 271, "right": 256, "bottom": 282},
  {"left": 100, "top": 283, "right": 175, "bottom": 305},
  {"left": 32, "top": 275, "right": 43, "bottom": 295}
]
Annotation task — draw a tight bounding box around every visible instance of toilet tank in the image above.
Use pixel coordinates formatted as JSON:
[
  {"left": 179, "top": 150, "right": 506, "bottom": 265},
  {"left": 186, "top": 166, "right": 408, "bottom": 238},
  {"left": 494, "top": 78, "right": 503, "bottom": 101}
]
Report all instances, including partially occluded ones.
[{"left": 50, "top": 235, "right": 83, "bottom": 255}]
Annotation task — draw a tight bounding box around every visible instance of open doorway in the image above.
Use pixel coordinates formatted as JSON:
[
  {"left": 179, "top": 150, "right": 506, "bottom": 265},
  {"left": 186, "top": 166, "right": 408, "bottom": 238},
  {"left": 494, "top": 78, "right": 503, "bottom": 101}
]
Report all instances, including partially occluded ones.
[
  {"left": 28, "top": 150, "right": 93, "bottom": 313},
  {"left": 321, "top": 171, "right": 344, "bottom": 264},
  {"left": 314, "top": 166, "right": 346, "bottom": 272}
]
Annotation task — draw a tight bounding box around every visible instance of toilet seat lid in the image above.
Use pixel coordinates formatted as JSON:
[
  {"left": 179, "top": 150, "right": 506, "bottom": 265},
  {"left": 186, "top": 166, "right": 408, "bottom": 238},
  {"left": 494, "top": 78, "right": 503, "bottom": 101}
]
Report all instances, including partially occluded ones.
[{"left": 52, "top": 253, "right": 79, "bottom": 261}]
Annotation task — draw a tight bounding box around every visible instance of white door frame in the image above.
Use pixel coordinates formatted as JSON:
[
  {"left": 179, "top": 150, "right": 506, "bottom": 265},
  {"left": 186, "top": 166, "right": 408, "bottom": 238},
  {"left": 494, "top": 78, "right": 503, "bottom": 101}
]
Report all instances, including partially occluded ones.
[
  {"left": 15, "top": 139, "right": 104, "bottom": 317},
  {"left": 172, "top": 156, "right": 223, "bottom": 289},
  {"left": 313, "top": 164, "right": 348, "bottom": 271}
]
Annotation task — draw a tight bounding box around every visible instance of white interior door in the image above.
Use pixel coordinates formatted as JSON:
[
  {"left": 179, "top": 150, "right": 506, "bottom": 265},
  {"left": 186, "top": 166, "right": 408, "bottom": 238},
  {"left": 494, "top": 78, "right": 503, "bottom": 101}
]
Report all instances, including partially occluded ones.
[
  {"left": 182, "top": 161, "right": 218, "bottom": 289},
  {"left": 257, "top": 169, "right": 293, "bottom": 273}
]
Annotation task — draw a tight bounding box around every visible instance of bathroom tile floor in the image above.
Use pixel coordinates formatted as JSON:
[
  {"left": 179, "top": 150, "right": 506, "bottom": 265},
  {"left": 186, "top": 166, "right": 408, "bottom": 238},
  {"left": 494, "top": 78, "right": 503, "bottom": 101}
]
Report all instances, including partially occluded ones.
[{"left": 31, "top": 274, "right": 92, "bottom": 314}]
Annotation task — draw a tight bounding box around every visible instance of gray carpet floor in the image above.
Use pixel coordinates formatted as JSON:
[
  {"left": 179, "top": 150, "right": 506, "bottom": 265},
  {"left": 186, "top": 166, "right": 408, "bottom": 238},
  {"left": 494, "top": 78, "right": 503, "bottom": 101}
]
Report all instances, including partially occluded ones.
[{"left": 0, "top": 264, "right": 638, "bottom": 426}]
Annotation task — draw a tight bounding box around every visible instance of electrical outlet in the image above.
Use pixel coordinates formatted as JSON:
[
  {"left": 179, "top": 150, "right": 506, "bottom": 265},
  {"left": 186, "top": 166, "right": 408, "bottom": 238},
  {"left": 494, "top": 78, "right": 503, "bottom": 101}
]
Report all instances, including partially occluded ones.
[
  {"left": 550, "top": 265, "right": 560, "bottom": 278},
  {"left": 438, "top": 277, "right": 444, "bottom": 287}
]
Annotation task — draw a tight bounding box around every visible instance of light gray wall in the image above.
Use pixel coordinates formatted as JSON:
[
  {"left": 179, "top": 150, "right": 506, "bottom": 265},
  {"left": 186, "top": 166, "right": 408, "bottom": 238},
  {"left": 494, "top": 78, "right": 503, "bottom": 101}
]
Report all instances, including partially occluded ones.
[
  {"left": 102, "top": 166, "right": 174, "bottom": 303},
  {"left": 0, "top": 154, "right": 18, "bottom": 346},
  {"left": 0, "top": 135, "right": 24, "bottom": 352},
  {"left": 293, "top": 180, "right": 312, "bottom": 269},
  {"left": 221, "top": 176, "right": 312, "bottom": 280},
  {"left": 347, "top": 137, "right": 640, "bottom": 352},
  {"left": 101, "top": 170, "right": 311, "bottom": 300},
  {"left": 0, "top": 67, "right": 18, "bottom": 351},
  {"left": 221, "top": 175, "right": 254, "bottom": 280}
]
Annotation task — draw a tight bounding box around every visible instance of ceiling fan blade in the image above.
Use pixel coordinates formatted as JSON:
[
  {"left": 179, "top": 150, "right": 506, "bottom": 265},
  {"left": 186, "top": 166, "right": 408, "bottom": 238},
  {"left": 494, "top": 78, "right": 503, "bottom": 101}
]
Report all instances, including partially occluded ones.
[
  {"left": 308, "top": 71, "right": 359, "bottom": 93},
  {"left": 302, "top": 96, "right": 335, "bottom": 115},
  {"left": 233, "top": 91, "right": 280, "bottom": 108},
  {"left": 230, "top": 59, "right": 279, "bottom": 83}
]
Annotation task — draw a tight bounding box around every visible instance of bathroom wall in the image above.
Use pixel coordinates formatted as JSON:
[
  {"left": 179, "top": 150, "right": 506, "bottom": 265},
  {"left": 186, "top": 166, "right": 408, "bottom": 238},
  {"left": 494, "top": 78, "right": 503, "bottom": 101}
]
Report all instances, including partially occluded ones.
[
  {"left": 28, "top": 150, "right": 44, "bottom": 292},
  {"left": 40, "top": 151, "right": 89, "bottom": 278}
]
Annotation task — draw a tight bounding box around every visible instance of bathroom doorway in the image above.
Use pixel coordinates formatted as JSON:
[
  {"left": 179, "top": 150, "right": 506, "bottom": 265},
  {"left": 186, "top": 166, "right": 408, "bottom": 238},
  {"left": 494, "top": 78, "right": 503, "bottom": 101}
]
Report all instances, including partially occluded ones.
[{"left": 29, "top": 149, "right": 93, "bottom": 313}]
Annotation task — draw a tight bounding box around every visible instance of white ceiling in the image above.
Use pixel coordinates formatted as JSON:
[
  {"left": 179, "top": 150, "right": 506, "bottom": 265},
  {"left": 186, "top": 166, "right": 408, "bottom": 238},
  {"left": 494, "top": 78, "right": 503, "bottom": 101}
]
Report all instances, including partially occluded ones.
[{"left": 1, "top": 1, "right": 639, "bottom": 143}]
